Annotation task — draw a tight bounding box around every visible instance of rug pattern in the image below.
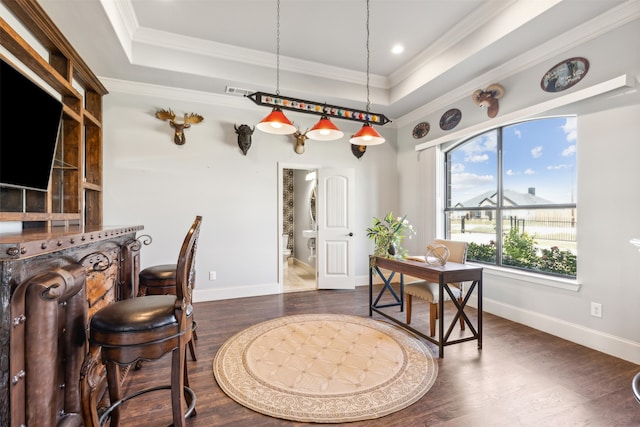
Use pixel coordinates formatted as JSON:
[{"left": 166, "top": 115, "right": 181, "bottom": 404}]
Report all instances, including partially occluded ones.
[{"left": 213, "top": 314, "right": 437, "bottom": 423}]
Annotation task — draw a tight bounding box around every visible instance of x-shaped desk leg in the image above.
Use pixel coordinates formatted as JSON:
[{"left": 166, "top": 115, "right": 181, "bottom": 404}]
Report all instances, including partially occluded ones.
[
  {"left": 370, "top": 266, "right": 404, "bottom": 311},
  {"left": 443, "top": 280, "right": 481, "bottom": 348}
]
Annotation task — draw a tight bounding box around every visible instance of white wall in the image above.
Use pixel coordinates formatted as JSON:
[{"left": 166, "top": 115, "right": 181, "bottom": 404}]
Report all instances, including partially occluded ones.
[
  {"left": 396, "top": 20, "right": 640, "bottom": 363},
  {"left": 102, "top": 86, "right": 399, "bottom": 301}
]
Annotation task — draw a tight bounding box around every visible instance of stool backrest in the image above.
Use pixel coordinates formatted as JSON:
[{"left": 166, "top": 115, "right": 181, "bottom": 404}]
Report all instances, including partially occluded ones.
[{"left": 176, "top": 216, "right": 202, "bottom": 323}]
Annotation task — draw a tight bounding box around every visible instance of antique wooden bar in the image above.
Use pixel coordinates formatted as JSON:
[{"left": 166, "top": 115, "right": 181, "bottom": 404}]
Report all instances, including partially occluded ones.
[
  {"left": 369, "top": 256, "right": 483, "bottom": 358},
  {"left": 0, "top": 225, "right": 143, "bottom": 426}
]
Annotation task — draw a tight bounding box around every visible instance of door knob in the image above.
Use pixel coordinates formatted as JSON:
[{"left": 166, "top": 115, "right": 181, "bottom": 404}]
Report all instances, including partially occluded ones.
[{"left": 348, "top": 232, "right": 354, "bottom": 237}]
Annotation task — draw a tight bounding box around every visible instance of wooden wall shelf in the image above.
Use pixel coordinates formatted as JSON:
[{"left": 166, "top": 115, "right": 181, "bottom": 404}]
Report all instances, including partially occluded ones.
[{"left": 1, "top": 0, "right": 107, "bottom": 227}]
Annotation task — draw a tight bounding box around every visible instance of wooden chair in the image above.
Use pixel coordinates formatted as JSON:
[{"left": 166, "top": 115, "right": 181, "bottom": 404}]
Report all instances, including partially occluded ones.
[
  {"left": 81, "top": 216, "right": 202, "bottom": 427},
  {"left": 404, "top": 239, "right": 469, "bottom": 337},
  {"left": 139, "top": 263, "right": 198, "bottom": 361}
]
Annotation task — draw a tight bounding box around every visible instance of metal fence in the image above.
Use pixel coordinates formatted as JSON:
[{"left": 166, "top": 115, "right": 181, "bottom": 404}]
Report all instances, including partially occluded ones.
[{"left": 457, "top": 216, "right": 576, "bottom": 242}]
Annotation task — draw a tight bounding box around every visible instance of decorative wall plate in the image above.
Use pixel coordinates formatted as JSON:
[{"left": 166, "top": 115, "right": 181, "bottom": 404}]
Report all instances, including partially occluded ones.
[
  {"left": 412, "top": 122, "right": 430, "bottom": 139},
  {"left": 541, "top": 57, "right": 589, "bottom": 93},
  {"left": 439, "top": 109, "right": 462, "bottom": 131}
]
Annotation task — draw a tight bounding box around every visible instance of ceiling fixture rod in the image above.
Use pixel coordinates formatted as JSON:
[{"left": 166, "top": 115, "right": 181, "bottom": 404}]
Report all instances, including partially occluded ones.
[
  {"left": 350, "top": 0, "right": 385, "bottom": 146},
  {"left": 256, "top": 0, "right": 296, "bottom": 135}
]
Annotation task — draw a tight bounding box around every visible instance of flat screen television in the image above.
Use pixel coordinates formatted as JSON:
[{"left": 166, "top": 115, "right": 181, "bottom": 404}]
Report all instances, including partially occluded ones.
[{"left": 1, "top": 58, "right": 63, "bottom": 191}]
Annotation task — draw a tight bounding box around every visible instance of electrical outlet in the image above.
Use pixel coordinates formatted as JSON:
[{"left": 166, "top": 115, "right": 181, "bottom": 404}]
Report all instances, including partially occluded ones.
[
  {"left": 209, "top": 271, "right": 216, "bottom": 281},
  {"left": 590, "top": 302, "right": 602, "bottom": 318}
]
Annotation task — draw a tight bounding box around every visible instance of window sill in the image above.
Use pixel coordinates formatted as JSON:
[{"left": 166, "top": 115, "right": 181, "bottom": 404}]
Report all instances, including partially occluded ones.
[{"left": 468, "top": 262, "right": 581, "bottom": 292}]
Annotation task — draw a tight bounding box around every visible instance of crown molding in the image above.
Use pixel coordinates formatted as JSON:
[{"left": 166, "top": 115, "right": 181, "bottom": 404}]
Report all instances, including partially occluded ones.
[
  {"left": 389, "top": 0, "right": 518, "bottom": 86},
  {"left": 396, "top": 1, "right": 640, "bottom": 127},
  {"left": 99, "top": 0, "right": 137, "bottom": 61},
  {"left": 132, "top": 26, "right": 388, "bottom": 90},
  {"left": 101, "top": 77, "right": 252, "bottom": 109}
]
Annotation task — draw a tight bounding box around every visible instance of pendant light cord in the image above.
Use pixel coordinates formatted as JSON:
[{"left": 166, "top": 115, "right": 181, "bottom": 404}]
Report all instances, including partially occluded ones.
[
  {"left": 276, "top": 0, "right": 281, "bottom": 96},
  {"left": 365, "top": 0, "right": 371, "bottom": 114}
]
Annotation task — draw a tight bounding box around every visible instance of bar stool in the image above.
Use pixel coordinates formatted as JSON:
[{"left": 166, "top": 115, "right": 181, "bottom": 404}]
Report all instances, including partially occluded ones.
[
  {"left": 139, "top": 263, "right": 198, "bottom": 360},
  {"left": 81, "top": 216, "right": 202, "bottom": 427}
]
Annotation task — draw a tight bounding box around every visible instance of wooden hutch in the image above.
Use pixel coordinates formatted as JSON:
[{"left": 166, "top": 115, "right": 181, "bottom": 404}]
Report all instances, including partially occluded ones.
[{"left": 0, "top": 1, "right": 142, "bottom": 425}]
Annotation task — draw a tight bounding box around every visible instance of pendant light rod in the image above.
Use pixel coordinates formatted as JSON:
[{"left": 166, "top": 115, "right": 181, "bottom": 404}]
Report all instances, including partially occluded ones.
[
  {"left": 365, "top": 0, "right": 371, "bottom": 114},
  {"left": 350, "top": 0, "right": 385, "bottom": 146},
  {"left": 256, "top": 0, "right": 296, "bottom": 135},
  {"left": 275, "top": 0, "right": 281, "bottom": 95}
]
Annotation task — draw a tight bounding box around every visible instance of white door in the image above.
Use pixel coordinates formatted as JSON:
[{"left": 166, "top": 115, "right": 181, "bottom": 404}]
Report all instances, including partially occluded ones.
[{"left": 317, "top": 168, "right": 355, "bottom": 289}]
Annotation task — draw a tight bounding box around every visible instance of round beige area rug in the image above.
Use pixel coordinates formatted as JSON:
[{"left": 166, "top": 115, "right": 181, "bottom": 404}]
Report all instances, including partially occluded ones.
[{"left": 213, "top": 314, "right": 437, "bottom": 423}]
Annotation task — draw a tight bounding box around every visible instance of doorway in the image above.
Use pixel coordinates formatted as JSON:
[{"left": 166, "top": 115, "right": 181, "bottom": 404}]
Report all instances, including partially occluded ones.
[{"left": 281, "top": 167, "right": 318, "bottom": 293}]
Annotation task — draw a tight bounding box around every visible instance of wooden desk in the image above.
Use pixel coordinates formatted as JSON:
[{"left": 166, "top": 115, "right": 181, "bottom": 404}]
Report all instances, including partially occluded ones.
[{"left": 369, "top": 256, "right": 483, "bottom": 358}]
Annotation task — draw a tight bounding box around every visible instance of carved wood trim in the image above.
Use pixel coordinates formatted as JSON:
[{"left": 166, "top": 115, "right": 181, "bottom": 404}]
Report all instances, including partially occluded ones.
[{"left": 1, "top": 0, "right": 108, "bottom": 95}]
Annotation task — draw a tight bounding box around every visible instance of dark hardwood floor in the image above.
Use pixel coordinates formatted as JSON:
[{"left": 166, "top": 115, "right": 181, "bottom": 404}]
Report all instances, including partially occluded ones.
[{"left": 117, "top": 285, "right": 640, "bottom": 426}]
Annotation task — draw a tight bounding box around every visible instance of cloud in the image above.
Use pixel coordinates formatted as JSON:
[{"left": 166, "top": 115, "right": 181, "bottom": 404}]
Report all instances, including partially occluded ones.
[
  {"left": 451, "top": 172, "right": 494, "bottom": 187},
  {"left": 451, "top": 163, "right": 465, "bottom": 173},
  {"left": 562, "top": 117, "right": 577, "bottom": 142},
  {"left": 562, "top": 144, "right": 576, "bottom": 156},
  {"left": 460, "top": 132, "right": 497, "bottom": 163},
  {"left": 547, "top": 164, "right": 572, "bottom": 170},
  {"left": 525, "top": 168, "right": 535, "bottom": 175},
  {"left": 531, "top": 145, "right": 543, "bottom": 158},
  {"left": 513, "top": 128, "right": 522, "bottom": 138},
  {"left": 467, "top": 154, "right": 489, "bottom": 163},
  {"left": 506, "top": 169, "right": 519, "bottom": 176}
]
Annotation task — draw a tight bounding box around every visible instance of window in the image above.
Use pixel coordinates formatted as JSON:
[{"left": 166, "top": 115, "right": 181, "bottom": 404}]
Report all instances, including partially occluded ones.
[{"left": 445, "top": 117, "right": 577, "bottom": 278}]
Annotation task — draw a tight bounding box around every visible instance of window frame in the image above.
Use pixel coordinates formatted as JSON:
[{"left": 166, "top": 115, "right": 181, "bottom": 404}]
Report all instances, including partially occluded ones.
[{"left": 443, "top": 117, "right": 577, "bottom": 279}]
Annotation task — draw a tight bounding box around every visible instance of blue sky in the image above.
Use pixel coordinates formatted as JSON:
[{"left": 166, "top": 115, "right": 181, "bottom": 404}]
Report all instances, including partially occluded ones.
[{"left": 449, "top": 116, "right": 577, "bottom": 205}]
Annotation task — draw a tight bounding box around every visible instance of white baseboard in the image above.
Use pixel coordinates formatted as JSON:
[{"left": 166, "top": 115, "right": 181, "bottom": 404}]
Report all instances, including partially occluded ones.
[
  {"left": 357, "top": 275, "right": 640, "bottom": 364},
  {"left": 194, "top": 282, "right": 280, "bottom": 302},
  {"left": 484, "top": 298, "right": 640, "bottom": 365}
]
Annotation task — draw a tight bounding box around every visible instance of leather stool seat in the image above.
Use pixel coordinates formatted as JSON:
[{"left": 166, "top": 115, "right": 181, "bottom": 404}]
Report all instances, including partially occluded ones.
[
  {"left": 91, "top": 295, "right": 193, "bottom": 368},
  {"left": 139, "top": 264, "right": 178, "bottom": 295},
  {"left": 91, "top": 296, "right": 177, "bottom": 341}
]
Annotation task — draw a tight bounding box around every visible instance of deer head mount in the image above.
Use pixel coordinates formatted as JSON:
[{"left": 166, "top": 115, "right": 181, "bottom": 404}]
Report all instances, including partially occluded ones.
[
  {"left": 155, "top": 109, "right": 204, "bottom": 145},
  {"left": 292, "top": 128, "right": 309, "bottom": 155},
  {"left": 472, "top": 83, "right": 505, "bottom": 118},
  {"left": 234, "top": 124, "right": 255, "bottom": 155}
]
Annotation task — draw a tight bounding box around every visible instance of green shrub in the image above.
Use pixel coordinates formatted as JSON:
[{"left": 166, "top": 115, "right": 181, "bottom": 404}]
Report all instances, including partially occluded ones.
[
  {"left": 467, "top": 241, "right": 496, "bottom": 263},
  {"left": 466, "top": 229, "right": 576, "bottom": 278},
  {"left": 538, "top": 246, "right": 577, "bottom": 276},
  {"left": 503, "top": 228, "right": 539, "bottom": 268}
]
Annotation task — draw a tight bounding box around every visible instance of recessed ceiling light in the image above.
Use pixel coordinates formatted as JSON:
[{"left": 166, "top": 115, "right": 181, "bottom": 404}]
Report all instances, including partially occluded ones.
[{"left": 391, "top": 44, "right": 404, "bottom": 54}]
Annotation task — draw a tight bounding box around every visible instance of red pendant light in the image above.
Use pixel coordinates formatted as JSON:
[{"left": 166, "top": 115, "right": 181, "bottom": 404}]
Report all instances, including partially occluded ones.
[
  {"left": 349, "top": 123, "right": 385, "bottom": 145},
  {"left": 307, "top": 115, "right": 344, "bottom": 141},
  {"left": 256, "top": 106, "right": 296, "bottom": 134}
]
